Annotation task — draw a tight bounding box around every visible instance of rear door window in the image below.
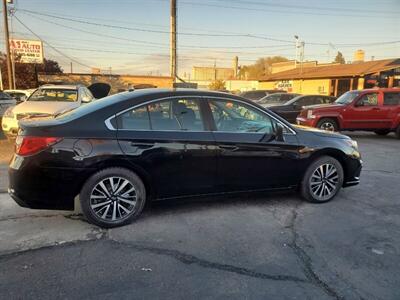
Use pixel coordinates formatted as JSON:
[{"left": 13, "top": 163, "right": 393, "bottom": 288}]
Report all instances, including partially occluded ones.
[
  {"left": 117, "top": 98, "right": 205, "bottom": 131},
  {"left": 383, "top": 92, "right": 400, "bottom": 106}
]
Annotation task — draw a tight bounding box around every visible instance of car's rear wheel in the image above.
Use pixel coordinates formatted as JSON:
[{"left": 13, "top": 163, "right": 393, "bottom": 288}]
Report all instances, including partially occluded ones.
[
  {"left": 317, "top": 118, "right": 338, "bottom": 132},
  {"left": 80, "top": 168, "right": 146, "bottom": 228},
  {"left": 396, "top": 126, "right": 400, "bottom": 139},
  {"left": 374, "top": 129, "right": 390, "bottom": 136},
  {"left": 301, "top": 156, "right": 344, "bottom": 203}
]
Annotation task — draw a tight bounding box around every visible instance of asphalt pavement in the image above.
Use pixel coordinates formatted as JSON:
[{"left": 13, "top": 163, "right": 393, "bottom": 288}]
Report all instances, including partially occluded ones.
[{"left": 0, "top": 132, "right": 399, "bottom": 299}]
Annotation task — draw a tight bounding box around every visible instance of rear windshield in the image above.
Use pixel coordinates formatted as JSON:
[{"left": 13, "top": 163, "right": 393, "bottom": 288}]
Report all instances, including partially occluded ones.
[
  {"left": 335, "top": 91, "right": 361, "bottom": 105},
  {"left": 28, "top": 89, "right": 78, "bottom": 102}
]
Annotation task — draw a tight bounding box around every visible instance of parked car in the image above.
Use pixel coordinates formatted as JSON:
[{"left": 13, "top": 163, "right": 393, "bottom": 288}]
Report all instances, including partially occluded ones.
[
  {"left": 257, "top": 93, "right": 300, "bottom": 108},
  {"left": 9, "top": 89, "right": 362, "bottom": 228},
  {"left": 296, "top": 88, "right": 400, "bottom": 138},
  {"left": 269, "top": 95, "right": 337, "bottom": 123},
  {"left": 4, "top": 89, "right": 33, "bottom": 103},
  {"left": 2, "top": 83, "right": 110, "bottom": 138},
  {"left": 239, "top": 89, "right": 285, "bottom": 101},
  {"left": 0, "top": 91, "right": 16, "bottom": 126}
]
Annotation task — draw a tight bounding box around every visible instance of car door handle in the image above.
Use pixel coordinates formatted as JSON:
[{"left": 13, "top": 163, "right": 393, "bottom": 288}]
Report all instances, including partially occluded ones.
[
  {"left": 371, "top": 107, "right": 380, "bottom": 110},
  {"left": 219, "top": 145, "right": 238, "bottom": 151},
  {"left": 130, "top": 142, "right": 154, "bottom": 149}
]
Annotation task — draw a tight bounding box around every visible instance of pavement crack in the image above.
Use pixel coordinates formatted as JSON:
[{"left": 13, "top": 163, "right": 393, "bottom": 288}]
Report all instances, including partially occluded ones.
[
  {"left": 109, "top": 239, "right": 307, "bottom": 284},
  {"left": 286, "top": 204, "right": 344, "bottom": 300}
]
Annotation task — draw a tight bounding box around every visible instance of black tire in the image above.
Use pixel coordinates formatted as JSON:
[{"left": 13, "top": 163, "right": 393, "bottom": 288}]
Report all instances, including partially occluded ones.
[
  {"left": 374, "top": 129, "right": 390, "bottom": 136},
  {"left": 301, "top": 156, "right": 344, "bottom": 203},
  {"left": 396, "top": 126, "right": 400, "bottom": 139},
  {"left": 316, "top": 118, "right": 339, "bottom": 132},
  {"left": 80, "top": 167, "right": 146, "bottom": 228}
]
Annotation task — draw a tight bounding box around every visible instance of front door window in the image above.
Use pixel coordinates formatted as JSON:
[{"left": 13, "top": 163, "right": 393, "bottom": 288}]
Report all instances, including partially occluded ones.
[{"left": 209, "top": 99, "right": 275, "bottom": 134}]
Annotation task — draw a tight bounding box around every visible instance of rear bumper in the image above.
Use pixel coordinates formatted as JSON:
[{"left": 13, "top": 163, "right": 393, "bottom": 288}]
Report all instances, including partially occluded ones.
[
  {"left": 8, "top": 156, "right": 88, "bottom": 211},
  {"left": 296, "top": 117, "right": 317, "bottom": 127}
]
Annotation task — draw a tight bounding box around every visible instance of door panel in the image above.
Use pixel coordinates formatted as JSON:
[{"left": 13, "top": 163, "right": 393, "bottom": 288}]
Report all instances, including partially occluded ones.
[
  {"left": 343, "top": 92, "right": 388, "bottom": 129},
  {"left": 207, "top": 98, "right": 302, "bottom": 192},
  {"left": 117, "top": 131, "right": 217, "bottom": 198},
  {"left": 213, "top": 132, "right": 302, "bottom": 191},
  {"left": 116, "top": 97, "right": 217, "bottom": 199}
]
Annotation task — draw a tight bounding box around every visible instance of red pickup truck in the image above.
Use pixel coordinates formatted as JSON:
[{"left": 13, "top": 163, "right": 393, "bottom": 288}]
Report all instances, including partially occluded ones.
[{"left": 296, "top": 88, "right": 400, "bottom": 139}]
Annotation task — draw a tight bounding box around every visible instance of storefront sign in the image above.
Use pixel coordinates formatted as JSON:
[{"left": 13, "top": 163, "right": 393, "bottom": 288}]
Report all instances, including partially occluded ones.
[
  {"left": 275, "top": 80, "right": 293, "bottom": 92},
  {"left": 9, "top": 39, "right": 44, "bottom": 64}
]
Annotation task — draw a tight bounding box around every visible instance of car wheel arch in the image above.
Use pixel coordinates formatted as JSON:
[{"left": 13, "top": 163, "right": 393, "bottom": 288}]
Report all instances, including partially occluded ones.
[
  {"left": 75, "top": 159, "right": 154, "bottom": 201},
  {"left": 307, "top": 148, "right": 348, "bottom": 182}
]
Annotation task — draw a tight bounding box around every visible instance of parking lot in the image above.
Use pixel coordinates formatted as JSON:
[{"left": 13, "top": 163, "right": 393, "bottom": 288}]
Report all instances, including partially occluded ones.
[{"left": 0, "top": 132, "right": 399, "bottom": 299}]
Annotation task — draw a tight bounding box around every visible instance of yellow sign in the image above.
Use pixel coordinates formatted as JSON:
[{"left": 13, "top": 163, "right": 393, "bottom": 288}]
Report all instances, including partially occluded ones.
[{"left": 10, "top": 39, "right": 44, "bottom": 64}]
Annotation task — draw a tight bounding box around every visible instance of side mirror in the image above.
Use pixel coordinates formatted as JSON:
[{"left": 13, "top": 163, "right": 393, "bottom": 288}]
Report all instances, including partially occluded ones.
[{"left": 275, "top": 124, "right": 284, "bottom": 142}]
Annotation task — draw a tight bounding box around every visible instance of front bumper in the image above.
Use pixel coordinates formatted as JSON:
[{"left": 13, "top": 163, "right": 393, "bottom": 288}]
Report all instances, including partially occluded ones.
[
  {"left": 342, "top": 159, "right": 362, "bottom": 188},
  {"left": 296, "top": 117, "right": 317, "bottom": 127}
]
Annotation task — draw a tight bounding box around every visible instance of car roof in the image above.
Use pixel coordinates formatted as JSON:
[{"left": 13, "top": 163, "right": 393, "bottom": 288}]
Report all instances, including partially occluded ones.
[
  {"left": 359, "top": 88, "right": 400, "bottom": 92},
  {"left": 123, "top": 88, "right": 241, "bottom": 98}
]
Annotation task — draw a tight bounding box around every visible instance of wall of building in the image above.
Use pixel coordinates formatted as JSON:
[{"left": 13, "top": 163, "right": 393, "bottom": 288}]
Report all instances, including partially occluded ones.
[
  {"left": 38, "top": 73, "right": 174, "bottom": 94},
  {"left": 259, "top": 79, "right": 331, "bottom": 95},
  {"left": 192, "top": 67, "right": 234, "bottom": 81}
]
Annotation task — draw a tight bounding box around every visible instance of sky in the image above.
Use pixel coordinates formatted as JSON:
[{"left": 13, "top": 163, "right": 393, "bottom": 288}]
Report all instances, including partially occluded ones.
[{"left": 1, "top": 0, "right": 399, "bottom": 76}]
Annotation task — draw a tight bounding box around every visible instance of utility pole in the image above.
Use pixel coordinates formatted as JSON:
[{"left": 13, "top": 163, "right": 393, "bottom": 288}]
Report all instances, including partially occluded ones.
[
  {"left": 294, "top": 35, "right": 299, "bottom": 68},
  {"left": 70, "top": 62, "right": 73, "bottom": 74},
  {"left": 170, "top": 0, "right": 177, "bottom": 82},
  {"left": 2, "top": 0, "right": 13, "bottom": 89}
]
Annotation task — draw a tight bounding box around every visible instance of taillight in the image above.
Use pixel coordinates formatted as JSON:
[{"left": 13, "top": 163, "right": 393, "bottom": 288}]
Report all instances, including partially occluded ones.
[{"left": 15, "top": 136, "right": 62, "bottom": 156}]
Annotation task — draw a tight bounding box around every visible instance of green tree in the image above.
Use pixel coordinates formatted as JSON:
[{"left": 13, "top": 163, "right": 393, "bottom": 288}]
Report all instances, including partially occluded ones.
[
  {"left": 0, "top": 52, "right": 63, "bottom": 89},
  {"left": 208, "top": 79, "right": 226, "bottom": 91},
  {"left": 334, "top": 51, "right": 345, "bottom": 64},
  {"left": 238, "top": 56, "right": 289, "bottom": 79}
]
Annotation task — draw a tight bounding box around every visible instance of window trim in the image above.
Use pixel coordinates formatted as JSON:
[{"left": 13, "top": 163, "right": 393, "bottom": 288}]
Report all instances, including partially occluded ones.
[{"left": 104, "top": 95, "right": 296, "bottom": 135}]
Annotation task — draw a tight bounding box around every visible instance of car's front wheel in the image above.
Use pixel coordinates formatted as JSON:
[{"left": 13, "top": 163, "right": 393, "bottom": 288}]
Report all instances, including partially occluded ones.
[
  {"left": 301, "top": 156, "right": 344, "bottom": 203},
  {"left": 317, "top": 118, "right": 339, "bottom": 132},
  {"left": 80, "top": 167, "right": 146, "bottom": 228}
]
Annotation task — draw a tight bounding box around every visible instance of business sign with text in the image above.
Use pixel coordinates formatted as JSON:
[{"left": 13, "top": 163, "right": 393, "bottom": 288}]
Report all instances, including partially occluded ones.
[{"left": 10, "top": 39, "right": 44, "bottom": 64}]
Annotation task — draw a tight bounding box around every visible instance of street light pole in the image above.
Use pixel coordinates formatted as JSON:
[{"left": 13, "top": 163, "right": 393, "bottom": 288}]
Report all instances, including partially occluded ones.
[{"left": 2, "top": 0, "right": 13, "bottom": 89}]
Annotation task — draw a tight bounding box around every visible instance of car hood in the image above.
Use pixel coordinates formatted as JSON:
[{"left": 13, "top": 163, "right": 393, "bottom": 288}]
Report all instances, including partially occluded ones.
[
  {"left": 11, "top": 101, "right": 79, "bottom": 115},
  {"left": 304, "top": 103, "right": 344, "bottom": 111},
  {"left": 293, "top": 124, "right": 349, "bottom": 139}
]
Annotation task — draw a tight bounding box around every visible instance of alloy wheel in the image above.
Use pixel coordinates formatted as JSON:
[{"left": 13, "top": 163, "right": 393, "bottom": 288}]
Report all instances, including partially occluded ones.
[
  {"left": 319, "top": 122, "right": 335, "bottom": 131},
  {"left": 89, "top": 176, "right": 137, "bottom": 221},
  {"left": 309, "top": 163, "right": 339, "bottom": 201}
]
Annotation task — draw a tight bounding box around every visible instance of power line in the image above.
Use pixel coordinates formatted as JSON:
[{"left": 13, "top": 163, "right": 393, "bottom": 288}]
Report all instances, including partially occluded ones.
[
  {"left": 18, "top": 8, "right": 295, "bottom": 43},
  {"left": 18, "top": 8, "right": 400, "bottom": 48},
  {"left": 17, "top": 11, "right": 297, "bottom": 49},
  {"left": 178, "top": 0, "right": 399, "bottom": 19},
  {"left": 13, "top": 14, "right": 93, "bottom": 69}
]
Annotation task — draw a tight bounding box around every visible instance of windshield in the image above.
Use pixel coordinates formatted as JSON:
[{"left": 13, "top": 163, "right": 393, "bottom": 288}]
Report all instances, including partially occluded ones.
[
  {"left": 335, "top": 91, "right": 361, "bottom": 105},
  {"left": 0, "top": 92, "right": 13, "bottom": 100},
  {"left": 28, "top": 89, "right": 78, "bottom": 102}
]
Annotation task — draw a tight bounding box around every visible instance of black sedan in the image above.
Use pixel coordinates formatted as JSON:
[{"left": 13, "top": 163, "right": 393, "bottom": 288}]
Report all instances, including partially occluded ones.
[
  {"left": 9, "top": 89, "right": 361, "bottom": 228},
  {"left": 269, "top": 95, "right": 336, "bottom": 123}
]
